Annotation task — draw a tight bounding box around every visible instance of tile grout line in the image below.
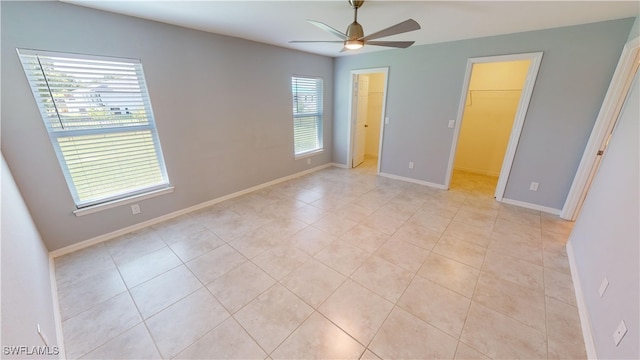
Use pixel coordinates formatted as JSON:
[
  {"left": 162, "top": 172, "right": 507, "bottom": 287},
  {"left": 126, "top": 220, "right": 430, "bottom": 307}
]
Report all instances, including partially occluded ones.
[{"left": 55, "top": 163, "right": 580, "bottom": 359}]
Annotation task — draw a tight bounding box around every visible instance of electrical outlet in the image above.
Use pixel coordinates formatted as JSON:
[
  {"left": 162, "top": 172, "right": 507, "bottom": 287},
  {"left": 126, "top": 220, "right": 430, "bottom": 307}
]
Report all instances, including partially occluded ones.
[
  {"left": 448, "top": 119, "right": 455, "bottom": 128},
  {"left": 409, "top": 161, "right": 414, "bottom": 169},
  {"left": 307, "top": 158, "right": 311, "bottom": 165},
  {"left": 529, "top": 182, "right": 539, "bottom": 191},
  {"left": 131, "top": 204, "right": 141, "bottom": 215},
  {"left": 598, "top": 277, "right": 609, "bottom": 297},
  {"left": 613, "top": 320, "right": 628, "bottom": 346},
  {"left": 385, "top": 117, "right": 389, "bottom": 124}
]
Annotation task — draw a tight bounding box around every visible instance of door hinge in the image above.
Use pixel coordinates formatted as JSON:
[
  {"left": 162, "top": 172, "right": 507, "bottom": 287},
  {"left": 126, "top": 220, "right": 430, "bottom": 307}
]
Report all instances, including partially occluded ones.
[{"left": 597, "top": 150, "right": 604, "bottom": 156}]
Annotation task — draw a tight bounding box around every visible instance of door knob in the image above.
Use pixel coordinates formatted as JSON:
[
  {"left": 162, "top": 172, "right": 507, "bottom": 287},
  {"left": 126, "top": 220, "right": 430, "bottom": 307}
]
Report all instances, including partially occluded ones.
[{"left": 364, "top": 124, "right": 369, "bottom": 127}]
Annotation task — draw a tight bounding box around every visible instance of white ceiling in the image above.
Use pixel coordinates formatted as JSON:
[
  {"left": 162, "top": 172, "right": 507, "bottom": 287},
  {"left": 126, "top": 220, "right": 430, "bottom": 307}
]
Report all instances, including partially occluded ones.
[{"left": 61, "top": 0, "right": 639, "bottom": 57}]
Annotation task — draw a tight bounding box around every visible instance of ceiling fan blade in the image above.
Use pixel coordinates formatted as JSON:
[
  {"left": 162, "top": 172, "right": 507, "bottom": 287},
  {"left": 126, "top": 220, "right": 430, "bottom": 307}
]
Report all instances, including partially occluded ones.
[
  {"left": 289, "top": 41, "right": 344, "bottom": 44},
  {"left": 365, "top": 40, "right": 416, "bottom": 49},
  {"left": 360, "top": 19, "right": 420, "bottom": 41},
  {"left": 308, "top": 20, "right": 349, "bottom": 40}
]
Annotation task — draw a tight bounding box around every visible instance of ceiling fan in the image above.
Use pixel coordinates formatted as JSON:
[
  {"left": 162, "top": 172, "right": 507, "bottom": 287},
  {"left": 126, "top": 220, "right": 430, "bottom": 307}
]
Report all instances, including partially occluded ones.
[{"left": 290, "top": 0, "right": 421, "bottom": 52}]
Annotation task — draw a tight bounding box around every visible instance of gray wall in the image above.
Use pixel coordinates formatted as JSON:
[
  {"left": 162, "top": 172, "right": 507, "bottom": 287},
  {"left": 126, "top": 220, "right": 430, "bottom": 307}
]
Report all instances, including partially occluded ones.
[
  {"left": 567, "top": 69, "right": 639, "bottom": 358},
  {"left": 1, "top": 1, "right": 333, "bottom": 251},
  {"left": 1, "top": 155, "right": 60, "bottom": 358},
  {"left": 333, "top": 18, "right": 633, "bottom": 210},
  {"left": 628, "top": 16, "right": 639, "bottom": 41}
]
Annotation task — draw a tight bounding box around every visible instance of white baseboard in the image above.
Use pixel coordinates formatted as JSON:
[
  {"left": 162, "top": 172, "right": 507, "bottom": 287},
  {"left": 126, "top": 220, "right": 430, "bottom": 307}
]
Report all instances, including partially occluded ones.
[
  {"left": 330, "top": 162, "right": 349, "bottom": 169},
  {"left": 566, "top": 239, "right": 598, "bottom": 359},
  {"left": 500, "top": 197, "right": 561, "bottom": 215},
  {"left": 50, "top": 163, "right": 335, "bottom": 258},
  {"left": 48, "top": 255, "right": 66, "bottom": 359},
  {"left": 379, "top": 172, "right": 448, "bottom": 190}
]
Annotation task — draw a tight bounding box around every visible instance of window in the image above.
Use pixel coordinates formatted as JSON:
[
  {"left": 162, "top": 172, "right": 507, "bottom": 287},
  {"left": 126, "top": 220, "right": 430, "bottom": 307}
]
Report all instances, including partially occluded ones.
[
  {"left": 17, "top": 49, "right": 170, "bottom": 209},
  {"left": 291, "top": 76, "right": 323, "bottom": 156}
]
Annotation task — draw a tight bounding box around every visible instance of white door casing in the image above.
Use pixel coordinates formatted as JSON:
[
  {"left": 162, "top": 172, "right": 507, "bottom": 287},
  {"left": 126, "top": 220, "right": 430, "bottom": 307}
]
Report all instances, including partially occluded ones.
[{"left": 561, "top": 37, "right": 640, "bottom": 220}]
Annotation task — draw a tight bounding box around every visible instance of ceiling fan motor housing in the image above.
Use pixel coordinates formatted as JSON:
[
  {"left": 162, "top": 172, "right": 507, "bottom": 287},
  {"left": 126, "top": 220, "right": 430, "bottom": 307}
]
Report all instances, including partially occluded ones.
[{"left": 346, "top": 21, "right": 364, "bottom": 40}]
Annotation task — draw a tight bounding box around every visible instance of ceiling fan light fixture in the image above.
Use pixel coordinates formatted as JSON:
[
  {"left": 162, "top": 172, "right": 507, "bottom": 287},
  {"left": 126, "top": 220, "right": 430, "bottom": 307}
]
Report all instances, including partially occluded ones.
[
  {"left": 291, "top": 0, "right": 421, "bottom": 53},
  {"left": 345, "top": 39, "right": 364, "bottom": 50}
]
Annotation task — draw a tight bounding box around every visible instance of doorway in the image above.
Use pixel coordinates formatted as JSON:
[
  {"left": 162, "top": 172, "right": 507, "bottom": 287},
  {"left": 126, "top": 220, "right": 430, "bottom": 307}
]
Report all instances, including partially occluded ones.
[
  {"left": 348, "top": 68, "right": 389, "bottom": 172},
  {"left": 561, "top": 37, "right": 640, "bottom": 220},
  {"left": 446, "top": 53, "right": 543, "bottom": 200}
]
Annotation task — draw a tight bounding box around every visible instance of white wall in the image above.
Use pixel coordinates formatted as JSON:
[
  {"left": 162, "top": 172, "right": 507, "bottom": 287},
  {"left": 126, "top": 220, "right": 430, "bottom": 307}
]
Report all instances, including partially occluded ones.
[
  {"left": 333, "top": 18, "right": 634, "bottom": 211},
  {"left": 567, "top": 70, "right": 639, "bottom": 358},
  {"left": 0, "top": 1, "right": 333, "bottom": 250},
  {"left": 1, "top": 155, "right": 60, "bottom": 358}
]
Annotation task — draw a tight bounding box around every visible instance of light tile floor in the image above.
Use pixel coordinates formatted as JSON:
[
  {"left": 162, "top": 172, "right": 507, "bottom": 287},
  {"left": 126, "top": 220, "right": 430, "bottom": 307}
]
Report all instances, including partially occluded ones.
[{"left": 54, "top": 160, "right": 586, "bottom": 359}]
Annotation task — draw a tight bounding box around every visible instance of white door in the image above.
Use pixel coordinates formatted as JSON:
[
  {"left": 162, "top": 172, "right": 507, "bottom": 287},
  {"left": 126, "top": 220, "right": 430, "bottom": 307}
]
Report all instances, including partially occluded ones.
[{"left": 352, "top": 74, "right": 369, "bottom": 167}]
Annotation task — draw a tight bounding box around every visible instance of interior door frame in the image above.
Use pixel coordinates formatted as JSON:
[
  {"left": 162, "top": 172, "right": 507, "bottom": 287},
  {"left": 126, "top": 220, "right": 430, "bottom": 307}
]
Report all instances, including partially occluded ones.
[
  {"left": 444, "top": 52, "right": 543, "bottom": 201},
  {"left": 561, "top": 36, "right": 640, "bottom": 221},
  {"left": 346, "top": 67, "right": 389, "bottom": 173}
]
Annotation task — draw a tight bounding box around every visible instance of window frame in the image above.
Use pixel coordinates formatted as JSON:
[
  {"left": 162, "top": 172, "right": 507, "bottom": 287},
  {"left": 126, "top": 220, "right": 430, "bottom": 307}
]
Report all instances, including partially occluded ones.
[
  {"left": 291, "top": 75, "right": 324, "bottom": 158},
  {"left": 17, "top": 48, "right": 172, "bottom": 213}
]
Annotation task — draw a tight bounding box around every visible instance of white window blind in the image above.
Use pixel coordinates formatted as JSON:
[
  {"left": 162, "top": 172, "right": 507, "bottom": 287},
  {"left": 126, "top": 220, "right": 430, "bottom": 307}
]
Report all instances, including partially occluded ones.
[
  {"left": 17, "top": 49, "right": 170, "bottom": 208},
  {"left": 292, "top": 76, "right": 323, "bottom": 156}
]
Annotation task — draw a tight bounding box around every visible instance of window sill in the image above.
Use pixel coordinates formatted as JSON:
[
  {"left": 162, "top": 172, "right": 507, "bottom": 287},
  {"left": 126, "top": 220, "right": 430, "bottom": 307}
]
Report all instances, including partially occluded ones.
[
  {"left": 295, "top": 149, "right": 324, "bottom": 160},
  {"left": 73, "top": 186, "right": 174, "bottom": 217}
]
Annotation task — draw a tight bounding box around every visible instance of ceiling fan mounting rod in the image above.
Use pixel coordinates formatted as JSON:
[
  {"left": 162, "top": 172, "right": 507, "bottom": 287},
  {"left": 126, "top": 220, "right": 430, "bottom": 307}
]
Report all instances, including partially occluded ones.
[{"left": 349, "top": 0, "right": 364, "bottom": 23}]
